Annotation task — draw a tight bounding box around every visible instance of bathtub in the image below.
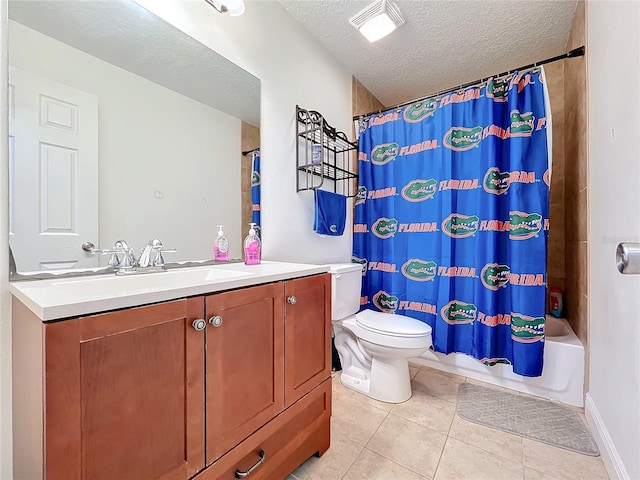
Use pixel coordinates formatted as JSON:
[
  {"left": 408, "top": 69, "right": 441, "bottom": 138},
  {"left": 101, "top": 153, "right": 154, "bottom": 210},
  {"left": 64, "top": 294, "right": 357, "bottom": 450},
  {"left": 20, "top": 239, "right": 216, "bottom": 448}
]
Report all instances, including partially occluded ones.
[{"left": 413, "top": 315, "right": 585, "bottom": 407}]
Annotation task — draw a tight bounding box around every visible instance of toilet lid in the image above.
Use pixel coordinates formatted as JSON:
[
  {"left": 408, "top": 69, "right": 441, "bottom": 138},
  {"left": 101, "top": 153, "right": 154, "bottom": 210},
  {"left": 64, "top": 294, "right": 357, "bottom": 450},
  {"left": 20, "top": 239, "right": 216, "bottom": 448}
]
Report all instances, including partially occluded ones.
[{"left": 355, "top": 309, "right": 432, "bottom": 337}]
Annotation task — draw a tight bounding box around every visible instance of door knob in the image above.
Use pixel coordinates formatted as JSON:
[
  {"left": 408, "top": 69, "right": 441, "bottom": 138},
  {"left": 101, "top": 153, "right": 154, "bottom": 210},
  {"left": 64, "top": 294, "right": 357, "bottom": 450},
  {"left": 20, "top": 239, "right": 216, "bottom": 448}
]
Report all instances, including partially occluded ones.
[
  {"left": 192, "top": 319, "right": 206, "bottom": 331},
  {"left": 209, "top": 315, "right": 223, "bottom": 327},
  {"left": 287, "top": 296, "right": 297, "bottom": 304}
]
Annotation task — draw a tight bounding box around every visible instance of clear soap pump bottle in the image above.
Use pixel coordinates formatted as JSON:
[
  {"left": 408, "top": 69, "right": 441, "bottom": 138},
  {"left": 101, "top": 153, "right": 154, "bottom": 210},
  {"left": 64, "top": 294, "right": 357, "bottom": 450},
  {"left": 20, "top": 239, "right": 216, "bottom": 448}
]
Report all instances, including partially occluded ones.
[
  {"left": 213, "top": 225, "right": 229, "bottom": 262},
  {"left": 244, "top": 222, "right": 261, "bottom": 265}
]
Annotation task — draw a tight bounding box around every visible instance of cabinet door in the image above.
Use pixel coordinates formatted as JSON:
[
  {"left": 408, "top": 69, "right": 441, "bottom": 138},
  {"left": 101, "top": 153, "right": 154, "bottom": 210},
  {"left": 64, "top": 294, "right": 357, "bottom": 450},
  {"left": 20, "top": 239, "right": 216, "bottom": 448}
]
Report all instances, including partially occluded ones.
[
  {"left": 205, "top": 283, "right": 285, "bottom": 464},
  {"left": 284, "top": 274, "right": 331, "bottom": 407},
  {"left": 44, "top": 299, "right": 205, "bottom": 480}
]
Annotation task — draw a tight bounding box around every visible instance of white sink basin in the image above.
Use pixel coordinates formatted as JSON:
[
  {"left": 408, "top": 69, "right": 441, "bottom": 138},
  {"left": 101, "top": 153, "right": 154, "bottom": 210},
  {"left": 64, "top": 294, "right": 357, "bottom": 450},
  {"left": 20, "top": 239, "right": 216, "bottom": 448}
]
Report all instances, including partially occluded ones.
[{"left": 51, "top": 266, "right": 254, "bottom": 299}]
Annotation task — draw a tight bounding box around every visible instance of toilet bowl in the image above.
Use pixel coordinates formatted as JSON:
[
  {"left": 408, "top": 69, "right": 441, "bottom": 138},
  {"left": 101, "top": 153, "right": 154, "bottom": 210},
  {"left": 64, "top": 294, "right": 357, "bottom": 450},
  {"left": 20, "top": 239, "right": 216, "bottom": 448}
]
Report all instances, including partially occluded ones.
[{"left": 329, "top": 263, "right": 432, "bottom": 403}]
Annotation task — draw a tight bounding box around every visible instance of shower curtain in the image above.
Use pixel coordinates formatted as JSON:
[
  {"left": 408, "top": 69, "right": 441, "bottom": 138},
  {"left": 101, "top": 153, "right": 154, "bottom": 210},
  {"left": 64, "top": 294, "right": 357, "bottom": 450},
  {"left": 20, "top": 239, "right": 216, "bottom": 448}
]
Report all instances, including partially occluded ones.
[
  {"left": 353, "top": 68, "right": 550, "bottom": 376},
  {"left": 251, "top": 149, "right": 261, "bottom": 237}
]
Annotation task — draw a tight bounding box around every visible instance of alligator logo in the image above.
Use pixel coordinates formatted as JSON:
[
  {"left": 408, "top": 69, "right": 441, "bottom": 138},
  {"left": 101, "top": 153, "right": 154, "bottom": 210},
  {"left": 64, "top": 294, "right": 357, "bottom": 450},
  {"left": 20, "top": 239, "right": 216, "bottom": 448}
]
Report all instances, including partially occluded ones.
[
  {"left": 442, "top": 213, "right": 479, "bottom": 238},
  {"left": 373, "top": 290, "right": 399, "bottom": 313},
  {"left": 371, "top": 143, "right": 400, "bottom": 165},
  {"left": 401, "top": 179, "right": 437, "bottom": 202},
  {"left": 441, "top": 300, "right": 477, "bottom": 325},
  {"left": 510, "top": 110, "right": 535, "bottom": 137},
  {"left": 481, "top": 263, "right": 511, "bottom": 290},
  {"left": 543, "top": 169, "right": 550, "bottom": 187},
  {"left": 480, "top": 357, "right": 512, "bottom": 366},
  {"left": 401, "top": 259, "right": 437, "bottom": 282},
  {"left": 443, "top": 126, "right": 483, "bottom": 151},
  {"left": 509, "top": 211, "right": 542, "bottom": 240},
  {"left": 372, "top": 217, "right": 398, "bottom": 239},
  {"left": 483, "top": 168, "right": 511, "bottom": 195},
  {"left": 486, "top": 77, "right": 509, "bottom": 102},
  {"left": 403, "top": 100, "right": 437, "bottom": 123},
  {"left": 352, "top": 256, "right": 367, "bottom": 275},
  {"left": 251, "top": 171, "right": 260, "bottom": 186},
  {"left": 355, "top": 186, "right": 367, "bottom": 206},
  {"left": 511, "top": 313, "right": 545, "bottom": 343}
]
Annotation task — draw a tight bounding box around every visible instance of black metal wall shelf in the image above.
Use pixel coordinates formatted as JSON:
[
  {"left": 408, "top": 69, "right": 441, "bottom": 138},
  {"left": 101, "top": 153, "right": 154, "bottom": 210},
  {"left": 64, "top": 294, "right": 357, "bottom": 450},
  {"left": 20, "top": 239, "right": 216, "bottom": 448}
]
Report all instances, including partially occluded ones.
[{"left": 296, "top": 105, "right": 358, "bottom": 197}]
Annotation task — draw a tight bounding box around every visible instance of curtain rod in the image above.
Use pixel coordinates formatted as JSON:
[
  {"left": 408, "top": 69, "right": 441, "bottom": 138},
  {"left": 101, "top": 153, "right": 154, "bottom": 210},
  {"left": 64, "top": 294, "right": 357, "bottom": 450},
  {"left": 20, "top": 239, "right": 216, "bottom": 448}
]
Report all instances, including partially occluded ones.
[
  {"left": 353, "top": 46, "right": 585, "bottom": 120},
  {"left": 242, "top": 147, "right": 260, "bottom": 156}
]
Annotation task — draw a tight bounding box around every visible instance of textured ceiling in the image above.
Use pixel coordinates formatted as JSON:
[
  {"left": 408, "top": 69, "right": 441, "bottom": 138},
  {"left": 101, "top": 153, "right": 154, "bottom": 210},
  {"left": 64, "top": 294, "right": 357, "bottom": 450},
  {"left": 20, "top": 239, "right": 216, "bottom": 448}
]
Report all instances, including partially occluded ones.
[
  {"left": 9, "top": 0, "right": 260, "bottom": 126},
  {"left": 279, "top": 0, "right": 578, "bottom": 108}
]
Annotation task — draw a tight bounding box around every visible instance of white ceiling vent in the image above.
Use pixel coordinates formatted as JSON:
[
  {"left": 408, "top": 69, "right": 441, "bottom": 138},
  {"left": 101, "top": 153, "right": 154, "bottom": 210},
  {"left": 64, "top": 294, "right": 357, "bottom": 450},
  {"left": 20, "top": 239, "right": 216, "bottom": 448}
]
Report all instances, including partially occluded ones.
[{"left": 348, "top": 0, "right": 405, "bottom": 43}]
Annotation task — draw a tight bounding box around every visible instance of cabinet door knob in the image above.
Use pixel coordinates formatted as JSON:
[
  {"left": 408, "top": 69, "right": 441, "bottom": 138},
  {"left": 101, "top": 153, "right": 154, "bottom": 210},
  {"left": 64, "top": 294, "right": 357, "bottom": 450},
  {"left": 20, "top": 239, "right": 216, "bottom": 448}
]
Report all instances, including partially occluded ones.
[
  {"left": 287, "top": 296, "right": 297, "bottom": 305},
  {"left": 192, "top": 319, "right": 206, "bottom": 331},
  {"left": 209, "top": 315, "right": 223, "bottom": 327}
]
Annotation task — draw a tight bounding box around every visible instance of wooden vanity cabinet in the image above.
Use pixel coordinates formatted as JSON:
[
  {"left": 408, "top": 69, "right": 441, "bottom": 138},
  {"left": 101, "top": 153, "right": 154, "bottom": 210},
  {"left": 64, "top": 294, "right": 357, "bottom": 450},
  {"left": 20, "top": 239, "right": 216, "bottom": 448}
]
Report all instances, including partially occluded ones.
[
  {"left": 12, "top": 297, "right": 206, "bottom": 480},
  {"left": 12, "top": 273, "right": 331, "bottom": 480}
]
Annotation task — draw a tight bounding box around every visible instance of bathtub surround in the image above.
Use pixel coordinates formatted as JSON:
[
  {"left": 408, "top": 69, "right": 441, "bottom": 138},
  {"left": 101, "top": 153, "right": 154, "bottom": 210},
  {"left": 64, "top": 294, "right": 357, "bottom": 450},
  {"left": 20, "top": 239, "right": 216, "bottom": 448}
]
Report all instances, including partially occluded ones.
[
  {"left": 241, "top": 122, "right": 260, "bottom": 249},
  {"left": 563, "top": 0, "right": 589, "bottom": 359}
]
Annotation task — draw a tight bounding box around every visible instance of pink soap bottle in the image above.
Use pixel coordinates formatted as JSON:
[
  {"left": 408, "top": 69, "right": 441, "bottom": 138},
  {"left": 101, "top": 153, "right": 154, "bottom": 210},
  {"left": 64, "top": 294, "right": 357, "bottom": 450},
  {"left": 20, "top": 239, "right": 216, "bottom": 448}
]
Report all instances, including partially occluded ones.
[{"left": 244, "top": 223, "right": 261, "bottom": 265}]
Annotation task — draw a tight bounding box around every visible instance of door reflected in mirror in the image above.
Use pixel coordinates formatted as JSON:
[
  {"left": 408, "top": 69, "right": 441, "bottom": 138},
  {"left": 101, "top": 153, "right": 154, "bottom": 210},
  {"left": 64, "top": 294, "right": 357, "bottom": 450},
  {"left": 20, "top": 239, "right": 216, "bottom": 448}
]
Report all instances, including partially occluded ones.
[{"left": 8, "top": 0, "right": 260, "bottom": 274}]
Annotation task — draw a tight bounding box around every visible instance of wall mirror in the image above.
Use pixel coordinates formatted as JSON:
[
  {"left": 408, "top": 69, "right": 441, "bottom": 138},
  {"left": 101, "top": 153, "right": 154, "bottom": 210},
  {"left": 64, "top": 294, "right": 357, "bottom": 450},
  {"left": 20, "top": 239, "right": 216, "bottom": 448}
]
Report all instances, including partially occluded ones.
[{"left": 7, "top": 0, "right": 260, "bottom": 276}]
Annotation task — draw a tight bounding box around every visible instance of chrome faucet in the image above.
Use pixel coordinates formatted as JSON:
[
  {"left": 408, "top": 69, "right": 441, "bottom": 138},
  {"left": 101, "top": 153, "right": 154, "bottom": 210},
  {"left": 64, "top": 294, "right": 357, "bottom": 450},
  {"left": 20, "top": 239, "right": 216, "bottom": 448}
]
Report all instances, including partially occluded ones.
[
  {"left": 137, "top": 239, "right": 177, "bottom": 271},
  {"left": 84, "top": 240, "right": 138, "bottom": 275}
]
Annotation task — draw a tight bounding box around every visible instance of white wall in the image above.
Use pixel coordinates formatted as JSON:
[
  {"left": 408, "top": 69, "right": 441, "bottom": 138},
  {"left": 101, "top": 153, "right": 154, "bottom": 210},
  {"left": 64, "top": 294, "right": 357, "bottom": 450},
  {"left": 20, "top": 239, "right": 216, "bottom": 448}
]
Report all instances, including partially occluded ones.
[
  {"left": 9, "top": 20, "right": 242, "bottom": 263},
  {"left": 136, "top": 0, "right": 354, "bottom": 264},
  {"left": 587, "top": 2, "right": 640, "bottom": 478}
]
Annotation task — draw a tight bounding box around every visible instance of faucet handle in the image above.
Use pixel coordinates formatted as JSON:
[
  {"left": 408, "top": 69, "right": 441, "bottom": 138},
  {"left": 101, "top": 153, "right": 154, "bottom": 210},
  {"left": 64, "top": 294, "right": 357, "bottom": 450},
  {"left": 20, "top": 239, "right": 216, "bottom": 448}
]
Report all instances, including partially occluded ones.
[{"left": 138, "top": 239, "right": 176, "bottom": 268}]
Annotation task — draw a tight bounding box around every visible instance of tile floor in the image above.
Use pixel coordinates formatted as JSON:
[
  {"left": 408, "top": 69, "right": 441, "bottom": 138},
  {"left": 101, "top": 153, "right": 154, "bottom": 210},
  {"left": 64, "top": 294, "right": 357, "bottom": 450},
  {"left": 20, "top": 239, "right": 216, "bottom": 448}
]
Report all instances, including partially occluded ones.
[{"left": 288, "top": 365, "right": 609, "bottom": 480}]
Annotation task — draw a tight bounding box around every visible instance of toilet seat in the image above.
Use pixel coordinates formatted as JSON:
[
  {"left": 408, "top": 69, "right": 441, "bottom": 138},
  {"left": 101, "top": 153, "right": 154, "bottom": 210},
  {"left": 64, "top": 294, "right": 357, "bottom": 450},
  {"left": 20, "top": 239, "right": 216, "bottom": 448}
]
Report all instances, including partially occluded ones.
[{"left": 355, "top": 309, "right": 432, "bottom": 338}]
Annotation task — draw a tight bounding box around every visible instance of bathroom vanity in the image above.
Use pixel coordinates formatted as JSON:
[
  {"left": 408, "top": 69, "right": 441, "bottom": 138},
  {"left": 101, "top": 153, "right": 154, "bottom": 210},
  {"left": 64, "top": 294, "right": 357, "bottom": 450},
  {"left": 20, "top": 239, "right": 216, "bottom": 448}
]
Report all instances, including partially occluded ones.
[{"left": 11, "top": 262, "right": 332, "bottom": 480}]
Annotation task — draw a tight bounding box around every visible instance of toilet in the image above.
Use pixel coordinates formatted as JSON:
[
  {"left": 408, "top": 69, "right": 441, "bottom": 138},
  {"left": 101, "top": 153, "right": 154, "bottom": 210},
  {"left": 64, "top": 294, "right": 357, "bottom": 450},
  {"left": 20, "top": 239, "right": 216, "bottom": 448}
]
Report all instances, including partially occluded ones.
[{"left": 329, "top": 263, "right": 432, "bottom": 403}]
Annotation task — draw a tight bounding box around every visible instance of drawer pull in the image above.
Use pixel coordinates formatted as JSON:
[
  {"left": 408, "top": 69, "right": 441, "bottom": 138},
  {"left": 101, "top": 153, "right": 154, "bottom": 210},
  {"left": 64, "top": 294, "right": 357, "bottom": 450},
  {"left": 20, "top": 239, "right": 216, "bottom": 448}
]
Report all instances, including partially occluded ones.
[
  {"left": 235, "top": 449, "right": 266, "bottom": 478},
  {"left": 287, "top": 296, "right": 297, "bottom": 304}
]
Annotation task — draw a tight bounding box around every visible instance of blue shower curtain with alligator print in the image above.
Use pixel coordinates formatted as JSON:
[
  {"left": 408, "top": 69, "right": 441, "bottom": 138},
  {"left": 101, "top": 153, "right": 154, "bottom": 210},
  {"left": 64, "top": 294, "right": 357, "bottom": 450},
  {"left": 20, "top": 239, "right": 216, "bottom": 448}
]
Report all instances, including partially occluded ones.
[
  {"left": 353, "top": 69, "right": 550, "bottom": 376},
  {"left": 251, "top": 149, "right": 261, "bottom": 237}
]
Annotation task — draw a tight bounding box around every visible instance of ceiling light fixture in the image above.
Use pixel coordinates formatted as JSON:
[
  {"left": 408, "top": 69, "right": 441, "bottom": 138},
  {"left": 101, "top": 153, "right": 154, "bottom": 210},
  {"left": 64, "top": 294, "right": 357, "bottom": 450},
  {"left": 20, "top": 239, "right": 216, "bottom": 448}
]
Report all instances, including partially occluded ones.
[
  {"left": 349, "top": 0, "right": 405, "bottom": 43},
  {"left": 204, "top": 0, "right": 245, "bottom": 16}
]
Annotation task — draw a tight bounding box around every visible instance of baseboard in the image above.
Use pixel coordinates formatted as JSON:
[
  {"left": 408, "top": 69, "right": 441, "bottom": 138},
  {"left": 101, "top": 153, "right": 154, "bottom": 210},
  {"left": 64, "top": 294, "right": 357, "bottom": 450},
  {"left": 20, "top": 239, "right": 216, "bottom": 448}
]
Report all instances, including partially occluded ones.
[{"left": 585, "top": 393, "right": 630, "bottom": 480}]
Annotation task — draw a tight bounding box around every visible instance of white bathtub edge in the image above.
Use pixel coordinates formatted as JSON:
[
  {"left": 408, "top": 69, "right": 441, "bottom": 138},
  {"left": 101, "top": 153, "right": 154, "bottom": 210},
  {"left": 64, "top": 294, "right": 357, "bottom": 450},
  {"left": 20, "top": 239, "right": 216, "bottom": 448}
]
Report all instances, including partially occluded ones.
[{"left": 585, "top": 393, "right": 630, "bottom": 480}]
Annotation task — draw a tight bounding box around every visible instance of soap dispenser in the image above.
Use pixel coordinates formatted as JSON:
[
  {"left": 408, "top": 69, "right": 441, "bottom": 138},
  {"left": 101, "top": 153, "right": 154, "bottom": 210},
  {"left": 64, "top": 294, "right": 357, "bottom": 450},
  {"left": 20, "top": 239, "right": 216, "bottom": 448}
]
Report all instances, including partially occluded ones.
[
  {"left": 244, "top": 222, "right": 261, "bottom": 265},
  {"left": 213, "top": 225, "right": 229, "bottom": 262}
]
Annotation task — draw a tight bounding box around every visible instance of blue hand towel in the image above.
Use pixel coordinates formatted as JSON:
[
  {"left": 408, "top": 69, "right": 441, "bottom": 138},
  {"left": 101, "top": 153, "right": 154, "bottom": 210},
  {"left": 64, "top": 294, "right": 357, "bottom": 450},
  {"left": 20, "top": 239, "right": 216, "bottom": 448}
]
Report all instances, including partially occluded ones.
[{"left": 314, "top": 189, "right": 346, "bottom": 236}]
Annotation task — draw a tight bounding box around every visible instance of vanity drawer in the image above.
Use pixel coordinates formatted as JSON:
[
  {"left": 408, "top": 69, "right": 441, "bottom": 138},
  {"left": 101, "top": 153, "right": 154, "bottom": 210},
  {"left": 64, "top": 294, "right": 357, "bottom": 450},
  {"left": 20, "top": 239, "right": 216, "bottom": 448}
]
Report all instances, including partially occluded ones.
[{"left": 197, "top": 378, "right": 331, "bottom": 480}]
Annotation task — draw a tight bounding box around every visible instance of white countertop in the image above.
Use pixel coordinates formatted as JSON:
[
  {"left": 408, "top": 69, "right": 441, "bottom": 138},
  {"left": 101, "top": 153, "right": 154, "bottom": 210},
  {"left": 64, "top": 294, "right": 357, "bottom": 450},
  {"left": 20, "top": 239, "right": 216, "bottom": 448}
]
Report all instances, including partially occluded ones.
[{"left": 10, "top": 261, "right": 329, "bottom": 321}]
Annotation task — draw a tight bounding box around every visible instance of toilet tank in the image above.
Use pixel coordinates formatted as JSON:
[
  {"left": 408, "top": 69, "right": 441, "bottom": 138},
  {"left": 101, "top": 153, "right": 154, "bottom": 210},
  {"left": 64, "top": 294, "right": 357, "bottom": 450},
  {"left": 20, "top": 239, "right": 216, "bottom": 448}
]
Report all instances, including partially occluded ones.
[{"left": 328, "top": 263, "right": 363, "bottom": 320}]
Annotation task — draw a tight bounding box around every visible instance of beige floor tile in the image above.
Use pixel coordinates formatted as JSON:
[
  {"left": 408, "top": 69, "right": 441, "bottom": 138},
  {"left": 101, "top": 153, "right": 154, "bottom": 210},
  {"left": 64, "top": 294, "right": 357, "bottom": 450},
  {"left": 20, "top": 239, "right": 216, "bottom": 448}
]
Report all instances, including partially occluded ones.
[
  {"left": 391, "top": 390, "right": 456, "bottom": 435},
  {"left": 292, "top": 430, "right": 363, "bottom": 480},
  {"left": 366, "top": 413, "right": 446, "bottom": 479},
  {"left": 332, "top": 374, "right": 394, "bottom": 412},
  {"left": 412, "top": 368, "right": 465, "bottom": 403},
  {"left": 435, "top": 437, "right": 524, "bottom": 480},
  {"left": 523, "top": 467, "right": 561, "bottom": 480},
  {"left": 343, "top": 448, "right": 427, "bottom": 480},
  {"left": 331, "top": 394, "right": 389, "bottom": 446},
  {"left": 522, "top": 439, "right": 609, "bottom": 480},
  {"left": 410, "top": 365, "right": 420, "bottom": 379},
  {"left": 448, "top": 415, "right": 523, "bottom": 462},
  {"left": 419, "top": 365, "right": 465, "bottom": 379},
  {"left": 465, "top": 376, "right": 522, "bottom": 395}
]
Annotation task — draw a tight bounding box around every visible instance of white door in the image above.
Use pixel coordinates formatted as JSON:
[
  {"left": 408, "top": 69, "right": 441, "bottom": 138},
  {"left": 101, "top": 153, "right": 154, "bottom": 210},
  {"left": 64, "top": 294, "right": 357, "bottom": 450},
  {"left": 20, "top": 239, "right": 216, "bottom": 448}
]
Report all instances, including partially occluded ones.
[{"left": 9, "top": 67, "right": 99, "bottom": 272}]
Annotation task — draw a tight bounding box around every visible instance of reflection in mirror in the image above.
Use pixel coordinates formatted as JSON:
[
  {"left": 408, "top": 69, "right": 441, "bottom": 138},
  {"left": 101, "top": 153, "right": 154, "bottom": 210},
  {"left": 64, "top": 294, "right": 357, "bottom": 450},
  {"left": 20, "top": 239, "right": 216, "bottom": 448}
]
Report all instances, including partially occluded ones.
[{"left": 8, "top": 0, "right": 260, "bottom": 276}]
